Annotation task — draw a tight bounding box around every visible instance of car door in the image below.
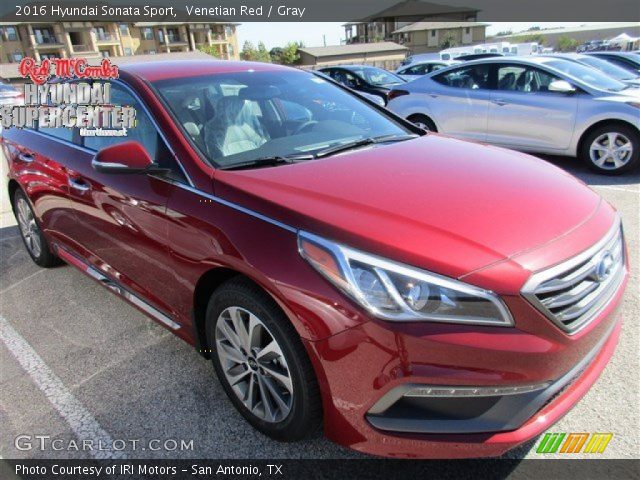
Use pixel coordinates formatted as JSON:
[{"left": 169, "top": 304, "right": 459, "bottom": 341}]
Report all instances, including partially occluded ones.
[
  {"left": 427, "top": 63, "right": 492, "bottom": 141},
  {"left": 486, "top": 63, "right": 578, "bottom": 151},
  {"left": 61, "top": 80, "right": 189, "bottom": 321},
  {"left": 2, "top": 126, "right": 78, "bottom": 245}
]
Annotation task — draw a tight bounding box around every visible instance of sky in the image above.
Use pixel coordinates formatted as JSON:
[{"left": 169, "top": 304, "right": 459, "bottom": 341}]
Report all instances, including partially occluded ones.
[{"left": 237, "top": 22, "right": 604, "bottom": 50}]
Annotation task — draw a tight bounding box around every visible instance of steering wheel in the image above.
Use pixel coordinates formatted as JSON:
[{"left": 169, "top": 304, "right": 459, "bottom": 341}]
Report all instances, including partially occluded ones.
[{"left": 293, "top": 120, "right": 318, "bottom": 134}]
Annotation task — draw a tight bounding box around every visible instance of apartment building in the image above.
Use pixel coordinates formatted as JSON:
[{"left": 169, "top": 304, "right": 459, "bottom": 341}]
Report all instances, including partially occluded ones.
[
  {"left": 344, "top": 0, "right": 479, "bottom": 45},
  {"left": 0, "top": 21, "right": 239, "bottom": 63}
]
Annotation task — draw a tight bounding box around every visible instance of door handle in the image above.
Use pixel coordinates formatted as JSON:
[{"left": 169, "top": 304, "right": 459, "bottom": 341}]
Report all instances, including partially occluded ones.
[
  {"left": 18, "top": 152, "right": 35, "bottom": 163},
  {"left": 491, "top": 99, "right": 508, "bottom": 106},
  {"left": 68, "top": 177, "right": 91, "bottom": 194}
]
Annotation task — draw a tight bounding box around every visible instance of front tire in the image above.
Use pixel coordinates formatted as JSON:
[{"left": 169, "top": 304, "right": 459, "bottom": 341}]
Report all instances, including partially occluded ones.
[
  {"left": 580, "top": 124, "right": 639, "bottom": 175},
  {"left": 12, "top": 189, "right": 60, "bottom": 268},
  {"left": 205, "top": 277, "right": 322, "bottom": 441},
  {"left": 408, "top": 114, "right": 437, "bottom": 132}
]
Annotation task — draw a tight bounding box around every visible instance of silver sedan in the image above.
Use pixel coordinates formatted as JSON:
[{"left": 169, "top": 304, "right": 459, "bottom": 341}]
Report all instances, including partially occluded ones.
[{"left": 387, "top": 57, "right": 640, "bottom": 174}]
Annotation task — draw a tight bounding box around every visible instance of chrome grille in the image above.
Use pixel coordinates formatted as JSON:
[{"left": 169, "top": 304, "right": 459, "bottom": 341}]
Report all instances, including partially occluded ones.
[{"left": 522, "top": 219, "right": 625, "bottom": 334}]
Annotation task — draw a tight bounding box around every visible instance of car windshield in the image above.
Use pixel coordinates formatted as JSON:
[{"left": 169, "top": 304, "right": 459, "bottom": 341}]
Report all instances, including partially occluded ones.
[
  {"left": 578, "top": 56, "right": 638, "bottom": 81},
  {"left": 153, "top": 71, "right": 412, "bottom": 168},
  {"left": 349, "top": 67, "right": 405, "bottom": 86},
  {"left": 543, "top": 59, "right": 628, "bottom": 91}
]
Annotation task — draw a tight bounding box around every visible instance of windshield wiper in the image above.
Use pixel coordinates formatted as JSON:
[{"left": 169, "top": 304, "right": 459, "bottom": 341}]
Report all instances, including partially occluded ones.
[
  {"left": 315, "top": 134, "right": 418, "bottom": 158},
  {"left": 220, "top": 153, "right": 315, "bottom": 170}
]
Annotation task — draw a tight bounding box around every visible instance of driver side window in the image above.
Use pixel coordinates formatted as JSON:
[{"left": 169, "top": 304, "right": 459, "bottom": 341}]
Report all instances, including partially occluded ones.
[
  {"left": 434, "top": 65, "right": 490, "bottom": 90},
  {"left": 83, "top": 82, "right": 187, "bottom": 183},
  {"left": 497, "top": 65, "right": 561, "bottom": 93}
]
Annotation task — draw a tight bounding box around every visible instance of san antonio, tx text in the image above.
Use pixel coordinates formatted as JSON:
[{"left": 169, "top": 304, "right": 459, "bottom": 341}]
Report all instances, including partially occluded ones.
[{"left": 16, "top": 463, "right": 284, "bottom": 476}]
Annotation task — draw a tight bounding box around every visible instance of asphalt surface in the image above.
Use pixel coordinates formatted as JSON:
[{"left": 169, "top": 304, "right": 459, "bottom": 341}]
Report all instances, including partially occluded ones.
[{"left": 0, "top": 152, "right": 638, "bottom": 461}]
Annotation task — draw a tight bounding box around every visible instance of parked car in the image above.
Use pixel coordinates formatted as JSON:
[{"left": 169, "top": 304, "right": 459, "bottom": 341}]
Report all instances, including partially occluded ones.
[
  {"left": 545, "top": 53, "right": 640, "bottom": 87},
  {"left": 577, "top": 40, "right": 610, "bottom": 53},
  {"left": 3, "top": 60, "right": 628, "bottom": 459},
  {"left": 585, "top": 51, "right": 640, "bottom": 74},
  {"left": 395, "top": 60, "right": 460, "bottom": 81},
  {"left": 317, "top": 65, "right": 406, "bottom": 104},
  {"left": 387, "top": 57, "right": 640, "bottom": 174},
  {"left": 313, "top": 70, "right": 386, "bottom": 106},
  {"left": 455, "top": 52, "right": 506, "bottom": 61},
  {"left": 400, "top": 53, "right": 440, "bottom": 66}
]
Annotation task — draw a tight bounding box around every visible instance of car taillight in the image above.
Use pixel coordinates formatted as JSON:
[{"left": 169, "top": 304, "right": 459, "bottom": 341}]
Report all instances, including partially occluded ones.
[{"left": 387, "top": 89, "right": 409, "bottom": 102}]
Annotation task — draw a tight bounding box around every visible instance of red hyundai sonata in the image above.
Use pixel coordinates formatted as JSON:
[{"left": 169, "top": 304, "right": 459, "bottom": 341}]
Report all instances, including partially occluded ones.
[{"left": 2, "top": 60, "right": 628, "bottom": 458}]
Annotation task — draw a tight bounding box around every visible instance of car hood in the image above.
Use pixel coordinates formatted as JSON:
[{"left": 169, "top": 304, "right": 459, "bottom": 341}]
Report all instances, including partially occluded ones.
[{"left": 214, "top": 135, "right": 603, "bottom": 279}]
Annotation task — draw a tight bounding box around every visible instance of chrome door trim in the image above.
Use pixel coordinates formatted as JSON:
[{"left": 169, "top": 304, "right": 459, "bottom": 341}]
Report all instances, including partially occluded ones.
[{"left": 56, "top": 244, "right": 181, "bottom": 331}]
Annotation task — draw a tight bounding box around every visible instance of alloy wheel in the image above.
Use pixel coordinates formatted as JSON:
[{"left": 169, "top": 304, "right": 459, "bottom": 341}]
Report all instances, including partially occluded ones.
[
  {"left": 589, "top": 132, "right": 633, "bottom": 170},
  {"left": 16, "top": 197, "right": 42, "bottom": 258},
  {"left": 215, "top": 306, "right": 293, "bottom": 423}
]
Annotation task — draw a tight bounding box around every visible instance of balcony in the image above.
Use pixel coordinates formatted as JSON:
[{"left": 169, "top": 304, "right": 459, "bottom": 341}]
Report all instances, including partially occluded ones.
[
  {"left": 164, "top": 35, "right": 188, "bottom": 45},
  {"left": 94, "top": 32, "right": 119, "bottom": 44},
  {"left": 35, "top": 35, "right": 63, "bottom": 47}
]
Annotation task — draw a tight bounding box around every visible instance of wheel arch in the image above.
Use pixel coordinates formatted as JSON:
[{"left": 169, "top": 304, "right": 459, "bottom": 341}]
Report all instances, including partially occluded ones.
[
  {"left": 577, "top": 119, "right": 640, "bottom": 157},
  {"left": 191, "top": 266, "right": 304, "bottom": 358},
  {"left": 7, "top": 179, "right": 20, "bottom": 210},
  {"left": 406, "top": 112, "right": 439, "bottom": 132}
]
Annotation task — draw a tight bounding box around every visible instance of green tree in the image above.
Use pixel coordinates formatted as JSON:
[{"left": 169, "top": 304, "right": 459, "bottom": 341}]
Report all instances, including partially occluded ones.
[
  {"left": 270, "top": 47, "right": 284, "bottom": 63},
  {"left": 281, "top": 41, "right": 304, "bottom": 64},
  {"left": 556, "top": 36, "right": 579, "bottom": 52},
  {"left": 198, "top": 45, "right": 219, "bottom": 58},
  {"left": 440, "top": 31, "right": 458, "bottom": 49},
  {"left": 255, "top": 42, "right": 272, "bottom": 63},
  {"left": 241, "top": 41, "right": 258, "bottom": 61}
]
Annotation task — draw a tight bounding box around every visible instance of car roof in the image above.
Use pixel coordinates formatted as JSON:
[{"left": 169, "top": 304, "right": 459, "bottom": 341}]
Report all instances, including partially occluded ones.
[
  {"left": 119, "top": 59, "right": 296, "bottom": 82},
  {"left": 325, "top": 64, "right": 385, "bottom": 70},
  {"left": 440, "top": 56, "right": 556, "bottom": 67},
  {"left": 402, "top": 59, "right": 456, "bottom": 66}
]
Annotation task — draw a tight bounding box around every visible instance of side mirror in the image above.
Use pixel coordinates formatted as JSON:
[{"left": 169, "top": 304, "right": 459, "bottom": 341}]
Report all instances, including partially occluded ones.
[
  {"left": 92, "top": 141, "right": 167, "bottom": 175},
  {"left": 548, "top": 80, "right": 576, "bottom": 94}
]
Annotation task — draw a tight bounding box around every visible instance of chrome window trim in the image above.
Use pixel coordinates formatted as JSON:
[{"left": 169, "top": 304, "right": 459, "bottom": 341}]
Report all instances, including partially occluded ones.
[{"left": 521, "top": 216, "right": 625, "bottom": 335}]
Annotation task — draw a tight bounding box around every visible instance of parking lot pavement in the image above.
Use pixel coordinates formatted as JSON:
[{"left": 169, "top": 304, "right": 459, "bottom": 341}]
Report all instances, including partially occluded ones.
[{"left": 0, "top": 152, "right": 638, "bottom": 460}]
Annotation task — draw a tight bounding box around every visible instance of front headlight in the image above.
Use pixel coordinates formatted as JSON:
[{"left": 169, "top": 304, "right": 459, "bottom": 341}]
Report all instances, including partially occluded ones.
[{"left": 298, "top": 231, "right": 513, "bottom": 326}]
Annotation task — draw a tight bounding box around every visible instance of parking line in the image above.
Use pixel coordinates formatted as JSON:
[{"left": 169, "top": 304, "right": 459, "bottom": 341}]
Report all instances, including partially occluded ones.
[
  {"left": 592, "top": 185, "right": 640, "bottom": 194},
  {"left": 0, "top": 314, "right": 126, "bottom": 459}
]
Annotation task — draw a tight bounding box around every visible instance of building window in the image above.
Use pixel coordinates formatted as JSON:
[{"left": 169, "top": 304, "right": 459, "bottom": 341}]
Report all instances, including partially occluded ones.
[
  {"left": 228, "top": 44, "right": 234, "bottom": 57},
  {"left": 142, "top": 27, "right": 153, "bottom": 40},
  {"left": 430, "top": 30, "right": 436, "bottom": 37},
  {"left": 465, "top": 27, "right": 471, "bottom": 34},
  {"left": 34, "top": 28, "right": 56, "bottom": 45},
  {"left": 3, "top": 26, "right": 19, "bottom": 41},
  {"left": 225, "top": 25, "right": 233, "bottom": 37},
  {"left": 157, "top": 29, "right": 164, "bottom": 43},
  {"left": 100, "top": 50, "right": 110, "bottom": 58},
  {"left": 9, "top": 52, "right": 24, "bottom": 63},
  {"left": 41, "top": 53, "right": 61, "bottom": 59},
  {"left": 124, "top": 47, "right": 133, "bottom": 56},
  {"left": 119, "top": 24, "right": 129, "bottom": 36}
]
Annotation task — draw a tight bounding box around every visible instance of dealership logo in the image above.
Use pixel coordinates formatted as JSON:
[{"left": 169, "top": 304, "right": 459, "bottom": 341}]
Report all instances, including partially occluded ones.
[
  {"left": 594, "top": 252, "right": 615, "bottom": 282},
  {"left": 536, "top": 432, "right": 613, "bottom": 454}
]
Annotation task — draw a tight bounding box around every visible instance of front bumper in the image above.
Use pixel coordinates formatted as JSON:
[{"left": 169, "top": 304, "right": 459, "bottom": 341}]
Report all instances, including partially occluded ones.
[{"left": 305, "top": 272, "right": 626, "bottom": 459}]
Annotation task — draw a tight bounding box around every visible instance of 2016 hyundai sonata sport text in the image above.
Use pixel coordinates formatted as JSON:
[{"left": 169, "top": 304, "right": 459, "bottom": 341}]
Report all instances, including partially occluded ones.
[{"left": 2, "top": 60, "right": 628, "bottom": 458}]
